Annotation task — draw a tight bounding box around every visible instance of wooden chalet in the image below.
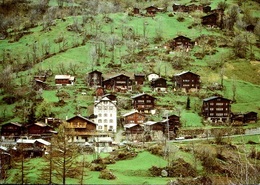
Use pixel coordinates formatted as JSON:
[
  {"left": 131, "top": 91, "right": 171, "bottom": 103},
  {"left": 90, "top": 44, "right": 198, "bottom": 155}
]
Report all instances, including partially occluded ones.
[
  {"left": 170, "top": 35, "right": 195, "bottom": 51},
  {"left": 144, "top": 121, "right": 163, "bottom": 132},
  {"left": 201, "top": 13, "right": 218, "bottom": 27},
  {"left": 1, "top": 122, "right": 23, "bottom": 138},
  {"left": 16, "top": 139, "right": 50, "bottom": 158},
  {"left": 66, "top": 115, "right": 97, "bottom": 143},
  {"left": 134, "top": 74, "right": 146, "bottom": 85},
  {"left": 231, "top": 111, "right": 258, "bottom": 125},
  {"left": 103, "top": 74, "right": 132, "bottom": 92},
  {"left": 202, "top": 96, "right": 232, "bottom": 123},
  {"left": 174, "top": 71, "right": 200, "bottom": 92},
  {"left": 87, "top": 70, "right": 103, "bottom": 87},
  {"left": 55, "top": 75, "right": 75, "bottom": 86},
  {"left": 26, "top": 122, "right": 55, "bottom": 138},
  {"left": 45, "top": 117, "right": 62, "bottom": 128},
  {"left": 162, "top": 114, "right": 181, "bottom": 128},
  {"left": 172, "top": 4, "right": 189, "bottom": 12},
  {"left": 244, "top": 112, "right": 258, "bottom": 123},
  {"left": 151, "top": 77, "right": 167, "bottom": 92},
  {"left": 122, "top": 111, "right": 146, "bottom": 125},
  {"left": 124, "top": 123, "right": 144, "bottom": 134},
  {"left": 145, "top": 6, "right": 160, "bottom": 15},
  {"left": 131, "top": 93, "right": 156, "bottom": 114}
]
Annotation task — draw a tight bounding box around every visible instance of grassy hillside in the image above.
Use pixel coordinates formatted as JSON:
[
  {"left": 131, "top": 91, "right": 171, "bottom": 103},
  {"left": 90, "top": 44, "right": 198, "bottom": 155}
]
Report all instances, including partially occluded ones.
[{"left": 0, "top": 0, "right": 260, "bottom": 125}]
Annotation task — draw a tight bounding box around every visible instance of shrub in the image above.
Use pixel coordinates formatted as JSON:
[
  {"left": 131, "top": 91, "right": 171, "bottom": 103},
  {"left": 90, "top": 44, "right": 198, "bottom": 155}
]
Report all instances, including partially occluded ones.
[{"left": 99, "top": 169, "right": 116, "bottom": 180}]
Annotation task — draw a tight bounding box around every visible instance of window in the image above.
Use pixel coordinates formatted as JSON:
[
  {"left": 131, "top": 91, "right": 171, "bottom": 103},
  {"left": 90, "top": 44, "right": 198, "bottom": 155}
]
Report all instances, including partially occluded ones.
[
  {"left": 98, "top": 125, "right": 102, "bottom": 129},
  {"left": 138, "top": 100, "right": 144, "bottom": 103},
  {"left": 109, "top": 119, "right": 113, "bottom": 123},
  {"left": 98, "top": 106, "right": 102, "bottom": 110},
  {"left": 104, "top": 106, "right": 108, "bottom": 110},
  {"left": 104, "top": 113, "right": 108, "bottom": 117},
  {"left": 216, "top": 108, "right": 223, "bottom": 111},
  {"left": 98, "top": 119, "right": 102, "bottom": 123},
  {"left": 104, "top": 119, "right": 108, "bottom": 123},
  {"left": 109, "top": 106, "right": 113, "bottom": 110},
  {"left": 98, "top": 113, "right": 102, "bottom": 117},
  {"left": 110, "top": 113, "right": 113, "bottom": 117},
  {"left": 147, "top": 100, "right": 151, "bottom": 103},
  {"left": 216, "top": 103, "right": 223, "bottom": 106}
]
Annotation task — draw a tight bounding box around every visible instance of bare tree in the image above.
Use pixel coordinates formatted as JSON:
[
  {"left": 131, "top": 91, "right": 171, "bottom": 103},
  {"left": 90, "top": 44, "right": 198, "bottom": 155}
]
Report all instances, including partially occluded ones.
[{"left": 51, "top": 122, "right": 80, "bottom": 184}]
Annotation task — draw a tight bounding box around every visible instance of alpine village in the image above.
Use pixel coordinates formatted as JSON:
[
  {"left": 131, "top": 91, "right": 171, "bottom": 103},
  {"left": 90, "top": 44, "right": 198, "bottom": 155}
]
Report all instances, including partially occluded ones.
[{"left": 0, "top": 0, "right": 260, "bottom": 184}]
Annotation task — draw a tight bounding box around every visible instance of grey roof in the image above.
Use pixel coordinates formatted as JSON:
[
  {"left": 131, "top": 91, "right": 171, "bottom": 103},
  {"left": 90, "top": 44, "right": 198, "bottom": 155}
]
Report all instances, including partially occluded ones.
[
  {"left": 66, "top": 115, "right": 97, "bottom": 125},
  {"left": 174, "top": 71, "right": 199, "bottom": 77},
  {"left": 203, "top": 96, "right": 231, "bottom": 102},
  {"left": 131, "top": 93, "right": 156, "bottom": 99}
]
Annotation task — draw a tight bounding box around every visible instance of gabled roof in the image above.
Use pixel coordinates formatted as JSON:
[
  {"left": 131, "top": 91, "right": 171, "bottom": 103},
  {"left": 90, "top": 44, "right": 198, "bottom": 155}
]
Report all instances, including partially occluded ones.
[
  {"left": 55, "top": 75, "right": 75, "bottom": 80},
  {"left": 134, "top": 73, "right": 145, "bottom": 77},
  {"left": 33, "top": 122, "right": 50, "bottom": 127},
  {"left": 35, "top": 139, "right": 51, "bottom": 146},
  {"left": 88, "top": 70, "right": 102, "bottom": 75},
  {"left": 122, "top": 110, "right": 145, "bottom": 117},
  {"left": 173, "top": 35, "right": 191, "bottom": 41},
  {"left": 66, "top": 115, "right": 97, "bottom": 125},
  {"left": 174, "top": 71, "right": 199, "bottom": 77},
  {"left": 203, "top": 96, "right": 232, "bottom": 102},
  {"left": 124, "top": 123, "right": 140, "bottom": 128},
  {"left": 143, "top": 121, "right": 157, "bottom": 126},
  {"left": 94, "top": 97, "right": 117, "bottom": 107},
  {"left": 103, "top": 74, "right": 130, "bottom": 81},
  {"left": 17, "top": 139, "right": 35, "bottom": 144},
  {"left": 151, "top": 77, "right": 166, "bottom": 82},
  {"left": 2, "top": 122, "right": 22, "bottom": 127},
  {"left": 131, "top": 93, "right": 156, "bottom": 100}
]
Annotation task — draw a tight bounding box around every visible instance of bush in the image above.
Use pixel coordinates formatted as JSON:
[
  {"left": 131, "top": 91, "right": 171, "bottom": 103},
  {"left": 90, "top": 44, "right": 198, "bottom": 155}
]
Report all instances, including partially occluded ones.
[
  {"left": 90, "top": 164, "right": 106, "bottom": 171},
  {"left": 99, "top": 169, "right": 116, "bottom": 180}
]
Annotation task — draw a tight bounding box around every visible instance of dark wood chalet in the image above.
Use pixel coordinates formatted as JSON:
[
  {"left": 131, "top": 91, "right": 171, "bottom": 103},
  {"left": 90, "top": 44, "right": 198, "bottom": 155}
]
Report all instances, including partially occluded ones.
[
  {"left": 87, "top": 70, "right": 103, "bottom": 87},
  {"left": 16, "top": 139, "right": 50, "bottom": 158},
  {"left": 131, "top": 93, "right": 156, "bottom": 114},
  {"left": 202, "top": 96, "right": 232, "bottom": 123},
  {"left": 55, "top": 75, "right": 75, "bottom": 86},
  {"left": 244, "top": 112, "right": 258, "bottom": 123},
  {"left": 151, "top": 77, "right": 167, "bottom": 92},
  {"left": 124, "top": 123, "right": 144, "bottom": 134},
  {"left": 66, "top": 115, "right": 97, "bottom": 142},
  {"left": 201, "top": 13, "right": 218, "bottom": 27},
  {"left": 145, "top": 6, "right": 160, "bottom": 15},
  {"left": 134, "top": 74, "right": 146, "bottom": 85},
  {"left": 26, "top": 122, "right": 55, "bottom": 138},
  {"left": 122, "top": 111, "right": 146, "bottom": 125},
  {"left": 170, "top": 36, "right": 195, "bottom": 51},
  {"left": 161, "top": 114, "right": 180, "bottom": 139},
  {"left": 103, "top": 74, "right": 132, "bottom": 92},
  {"left": 144, "top": 121, "right": 163, "bottom": 132},
  {"left": 1, "top": 122, "right": 23, "bottom": 138},
  {"left": 174, "top": 71, "right": 200, "bottom": 92}
]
